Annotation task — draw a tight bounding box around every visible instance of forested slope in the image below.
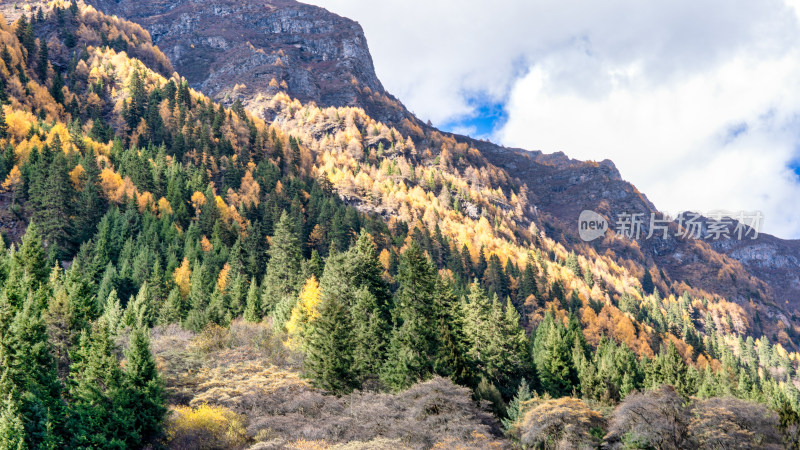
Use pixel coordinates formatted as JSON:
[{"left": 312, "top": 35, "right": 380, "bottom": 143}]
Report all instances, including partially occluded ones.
[{"left": 0, "top": 2, "right": 798, "bottom": 448}]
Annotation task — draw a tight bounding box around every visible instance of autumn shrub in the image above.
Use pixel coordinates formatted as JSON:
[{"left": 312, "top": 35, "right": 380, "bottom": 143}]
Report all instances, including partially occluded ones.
[
  {"left": 192, "top": 323, "right": 230, "bottom": 354},
  {"left": 605, "top": 385, "right": 689, "bottom": 449},
  {"left": 687, "top": 397, "right": 782, "bottom": 449},
  {"left": 246, "top": 377, "right": 501, "bottom": 449},
  {"left": 190, "top": 361, "right": 310, "bottom": 412},
  {"left": 165, "top": 404, "right": 248, "bottom": 449},
  {"left": 518, "top": 397, "right": 604, "bottom": 449}
]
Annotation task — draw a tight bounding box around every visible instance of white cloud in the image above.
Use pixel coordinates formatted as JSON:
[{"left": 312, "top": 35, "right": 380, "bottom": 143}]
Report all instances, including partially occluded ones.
[{"left": 305, "top": 0, "right": 800, "bottom": 238}]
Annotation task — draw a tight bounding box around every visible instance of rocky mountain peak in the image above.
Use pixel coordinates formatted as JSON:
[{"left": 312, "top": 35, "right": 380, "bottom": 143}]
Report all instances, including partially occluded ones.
[{"left": 84, "top": 0, "right": 405, "bottom": 122}]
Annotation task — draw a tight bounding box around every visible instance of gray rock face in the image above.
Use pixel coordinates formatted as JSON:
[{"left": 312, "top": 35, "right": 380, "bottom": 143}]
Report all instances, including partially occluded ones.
[{"left": 84, "top": 0, "right": 403, "bottom": 122}]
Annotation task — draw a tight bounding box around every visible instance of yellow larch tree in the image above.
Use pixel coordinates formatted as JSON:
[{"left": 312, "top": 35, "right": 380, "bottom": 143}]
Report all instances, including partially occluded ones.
[
  {"left": 190, "top": 190, "right": 206, "bottom": 220},
  {"left": 173, "top": 258, "right": 192, "bottom": 299},
  {"left": 217, "top": 263, "right": 231, "bottom": 293},
  {"left": 285, "top": 276, "right": 321, "bottom": 349},
  {"left": 69, "top": 164, "right": 86, "bottom": 191},
  {"left": 1, "top": 165, "right": 22, "bottom": 205}
]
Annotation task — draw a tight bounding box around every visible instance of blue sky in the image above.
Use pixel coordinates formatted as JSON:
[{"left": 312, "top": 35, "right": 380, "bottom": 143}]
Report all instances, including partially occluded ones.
[
  {"left": 307, "top": 0, "right": 800, "bottom": 239},
  {"left": 441, "top": 99, "right": 508, "bottom": 140}
]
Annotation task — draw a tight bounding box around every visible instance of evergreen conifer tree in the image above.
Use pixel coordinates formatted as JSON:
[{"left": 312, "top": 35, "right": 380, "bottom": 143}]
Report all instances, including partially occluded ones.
[
  {"left": 304, "top": 290, "right": 358, "bottom": 394},
  {"left": 261, "top": 211, "right": 302, "bottom": 316},
  {"left": 381, "top": 242, "right": 437, "bottom": 390},
  {"left": 122, "top": 327, "right": 166, "bottom": 446}
]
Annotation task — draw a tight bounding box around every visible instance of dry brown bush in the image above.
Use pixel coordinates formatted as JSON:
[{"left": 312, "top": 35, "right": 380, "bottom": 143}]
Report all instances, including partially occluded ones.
[
  {"left": 246, "top": 377, "right": 503, "bottom": 449},
  {"left": 688, "top": 397, "right": 782, "bottom": 449},
  {"left": 605, "top": 385, "right": 688, "bottom": 449},
  {"left": 518, "top": 397, "right": 604, "bottom": 450}
]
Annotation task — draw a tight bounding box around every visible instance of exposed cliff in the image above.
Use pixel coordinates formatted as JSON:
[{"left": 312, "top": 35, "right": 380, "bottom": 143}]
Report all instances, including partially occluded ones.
[{"left": 83, "top": 0, "right": 410, "bottom": 124}]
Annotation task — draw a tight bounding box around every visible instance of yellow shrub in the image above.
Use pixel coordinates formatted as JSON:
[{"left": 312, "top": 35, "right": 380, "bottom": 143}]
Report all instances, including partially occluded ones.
[
  {"left": 166, "top": 404, "right": 248, "bottom": 450},
  {"left": 287, "top": 439, "right": 329, "bottom": 449}
]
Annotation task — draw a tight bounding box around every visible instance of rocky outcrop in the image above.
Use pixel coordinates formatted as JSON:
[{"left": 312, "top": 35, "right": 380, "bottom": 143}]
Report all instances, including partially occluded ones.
[{"left": 84, "top": 0, "right": 407, "bottom": 123}]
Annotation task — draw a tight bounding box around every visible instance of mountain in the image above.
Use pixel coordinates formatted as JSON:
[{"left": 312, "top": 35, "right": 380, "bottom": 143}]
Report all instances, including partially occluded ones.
[
  {"left": 84, "top": 0, "right": 408, "bottom": 125},
  {"left": 0, "top": 1, "right": 799, "bottom": 448},
  {"left": 83, "top": 0, "right": 800, "bottom": 330}
]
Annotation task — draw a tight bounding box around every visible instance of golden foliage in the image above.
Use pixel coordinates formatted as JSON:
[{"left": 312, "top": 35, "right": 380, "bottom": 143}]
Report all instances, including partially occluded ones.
[
  {"left": 5, "top": 107, "right": 36, "bottom": 141},
  {"left": 137, "top": 191, "right": 155, "bottom": 213},
  {"left": 46, "top": 123, "right": 72, "bottom": 152},
  {"left": 173, "top": 258, "right": 192, "bottom": 299},
  {"left": 99, "top": 167, "right": 137, "bottom": 203},
  {"left": 157, "top": 197, "right": 173, "bottom": 217},
  {"left": 68, "top": 164, "right": 86, "bottom": 191},
  {"left": 166, "top": 404, "right": 248, "bottom": 450},
  {"left": 1, "top": 165, "right": 22, "bottom": 194},
  {"left": 379, "top": 249, "right": 391, "bottom": 271},
  {"left": 200, "top": 236, "right": 213, "bottom": 252},
  {"left": 217, "top": 263, "right": 230, "bottom": 293},
  {"left": 237, "top": 169, "right": 260, "bottom": 207},
  {"left": 190, "top": 191, "right": 206, "bottom": 219},
  {"left": 285, "top": 276, "right": 321, "bottom": 349}
]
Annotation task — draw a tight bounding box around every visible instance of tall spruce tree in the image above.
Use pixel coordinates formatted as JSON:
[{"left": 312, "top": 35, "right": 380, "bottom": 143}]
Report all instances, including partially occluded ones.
[
  {"left": 4, "top": 297, "right": 66, "bottom": 448},
  {"left": 432, "top": 279, "right": 471, "bottom": 386},
  {"left": 532, "top": 310, "right": 574, "bottom": 396},
  {"left": 0, "top": 394, "right": 26, "bottom": 450},
  {"left": 381, "top": 242, "right": 438, "bottom": 390},
  {"left": 66, "top": 322, "right": 134, "bottom": 447},
  {"left": 15, "top": 224, "right": 48, "bottom": 287},
  {"left": 36, "top": 39, "right": 47, "bottom": 81},
  {"left": 122, "top": 327, "right": 166, "bottom": 446},
  {"left": 304, "top": 290, "right": 358, "bottom": 394},
  {"left": 243, "top": 276, "right": 261, "bottom": 323},
  {"left": 35, "top": 151, "right": 74, "bottom": 260},
  {"left": 262, "top": 211, "right": 302, "bottom": 321}
]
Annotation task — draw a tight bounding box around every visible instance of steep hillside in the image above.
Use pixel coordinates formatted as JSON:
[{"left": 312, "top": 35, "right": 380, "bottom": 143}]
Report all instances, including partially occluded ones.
[
  {"left": 81, "top": 0, "right": 800, "bottom": 322},
  {"left": 0, "top": 1, "right": 800, "bottom": 449}
]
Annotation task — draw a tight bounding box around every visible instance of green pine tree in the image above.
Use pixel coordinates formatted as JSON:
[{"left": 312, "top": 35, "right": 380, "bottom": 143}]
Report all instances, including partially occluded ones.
[
  {"left": 157, "top": 287, "right": 183, "bottom": 325},
  {"left": 381, "top": 242, "right": 438, "bottom": 390},
  {"left": 34, "top": 151, "right": 74, "bottom": 259},
  {"left": 66, "top": 321, "right": 134, "bottom": 447},
  {"left": 184, "top": 262, "right": 209, "bottom": 332},
  {"left": 502, "top": 378, "right": 532, "bottom": 432},
  {"left": 243, "top": 277, "right": 261, "bottom": 323},
  {"left": 15, "top": 224, "right": 47, "bottom": 286},
  {"left": 304, "top": 291, "right": 358, "bottom": 394},
  {"left": 36, "top": 39, "right": 47, "bottom": 81},
  {"left": 2, "top": 297, "right": 66, "bottom": 448},
  {"left": 124, "top": 281, "right": 155, "bottom": 328},
  {"left": 0, "top": 394, "right": 26, "bottom": 450},
  {"left": 261, "top": 211, "right": 302, "bottom": 315},
  {"left": 532, "top": 310, "right": 574, "bottom": 396},
  {"left": 122, "top": 327, "right": 166, "bottom": 446}
]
